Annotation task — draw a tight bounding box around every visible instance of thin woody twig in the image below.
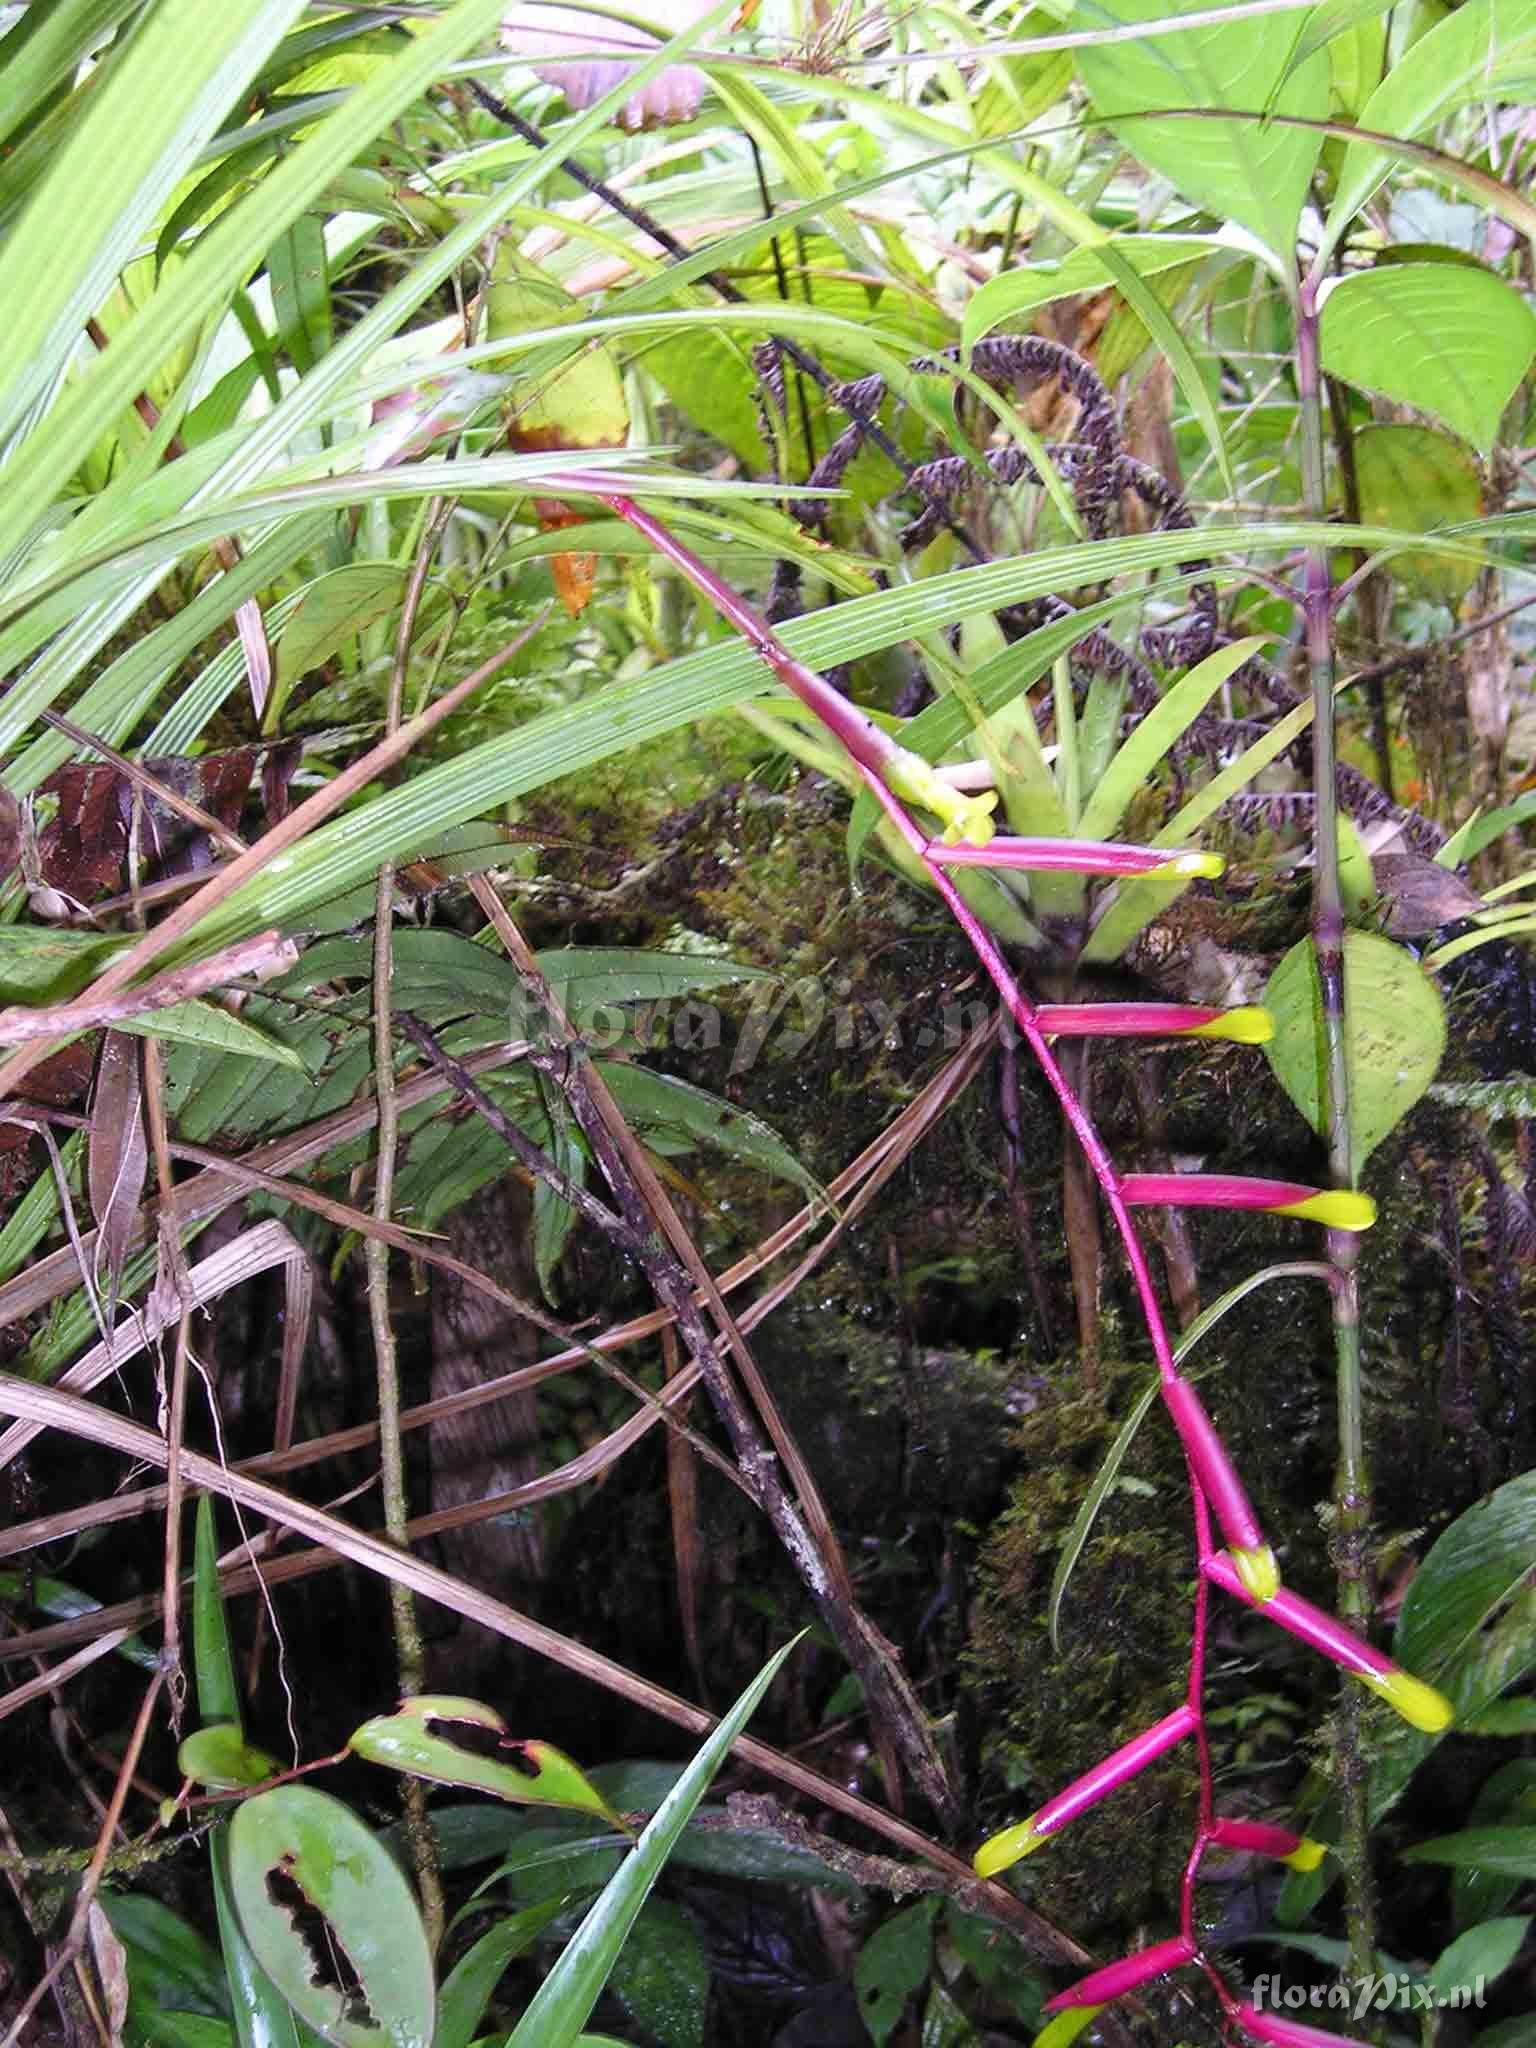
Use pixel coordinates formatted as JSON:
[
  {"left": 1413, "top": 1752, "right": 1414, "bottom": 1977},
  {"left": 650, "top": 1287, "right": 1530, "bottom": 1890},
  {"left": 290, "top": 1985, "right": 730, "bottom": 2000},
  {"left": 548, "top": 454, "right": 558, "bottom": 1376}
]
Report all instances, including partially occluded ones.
[
  {"left": 367, "top": 498, "right": 452, "bottom": 1946},
  {"left": 447, "top": 881, "right": 957, "bottom": 1827},
  {"left": 0, "top": 932, "right": 296, "bottom": 1044}
]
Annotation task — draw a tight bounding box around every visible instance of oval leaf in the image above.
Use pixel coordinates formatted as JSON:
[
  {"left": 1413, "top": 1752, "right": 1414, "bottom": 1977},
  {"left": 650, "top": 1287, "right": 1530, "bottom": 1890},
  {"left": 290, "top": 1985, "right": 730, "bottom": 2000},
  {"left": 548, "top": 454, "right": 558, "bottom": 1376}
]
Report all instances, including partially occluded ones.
[
  {"left": 1320, "top": 265, "right": 1536, "bottom": 453},
  {"left": 227, "top": 1785, "right": 434, "bottom": 2048},
  {"left": 349, "top": 1699, "right": 624, "bottom": 1828},
  {"left": 1351, "top": 426, "right": 1482, "bottom": 602},
  {"left": 1261, "top": 930, "right": 1446, "bottom": 1174},
  {"left": 1075, "top": 0, "right": 1328, "bottom": 260},
  {"left": 178, "top": 1724, "right": 280, "bottom": 1792}
]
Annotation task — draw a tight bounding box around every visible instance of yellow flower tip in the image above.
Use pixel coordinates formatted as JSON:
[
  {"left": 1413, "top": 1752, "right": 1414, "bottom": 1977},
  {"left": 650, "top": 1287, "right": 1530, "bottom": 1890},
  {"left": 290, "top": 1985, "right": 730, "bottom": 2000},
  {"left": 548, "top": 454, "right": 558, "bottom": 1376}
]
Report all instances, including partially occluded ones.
[
  {"left": 1282, "top": 1836, "right": 1329, "bottom": 1873},
  {"left": 885, "top": 751, "right": 999, "bottom": 847},
  {"left": 938, "top": 789, "right": 999, "bottom": 847},
  {"left": 1232, "top": 1544, "right": 1281, "bottom": 1605},
  {"left": 974, "top": 1815, "right": 1048, "bottom": 1878},
  {"left": 1273, "top": 1189, "right": 1378, "bottom": 1230},
  {"left": 1357, "top": 1667, "right": 1455, "bottom": 1734},
  {"left": 1035, "top": 2006, "right": 1104, "bottom": 2048},
  {"left": 1153, "top": 850, "right": 1225, "bottom": 880},
  {"left": 1188, "top": 1006, "right": 1275, "bottom": 1045}
]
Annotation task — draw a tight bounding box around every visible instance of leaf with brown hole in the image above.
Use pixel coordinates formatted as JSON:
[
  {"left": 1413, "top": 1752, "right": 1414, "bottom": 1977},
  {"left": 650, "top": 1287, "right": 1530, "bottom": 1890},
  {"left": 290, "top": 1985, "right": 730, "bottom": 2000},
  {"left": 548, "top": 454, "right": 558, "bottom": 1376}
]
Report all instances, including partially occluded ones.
[
  {"left": 228, "top": 1785, "right": 433, "bottom": 2048},
  {"left": 348, "top": 1699, "right": 626, "bottom": 1830}
]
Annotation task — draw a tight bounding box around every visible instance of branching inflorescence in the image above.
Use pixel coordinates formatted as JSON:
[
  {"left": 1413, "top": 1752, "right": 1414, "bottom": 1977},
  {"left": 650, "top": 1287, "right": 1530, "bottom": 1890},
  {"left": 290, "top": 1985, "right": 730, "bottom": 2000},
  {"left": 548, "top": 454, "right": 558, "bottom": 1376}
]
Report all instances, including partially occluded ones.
[{"left": 597, "top": 488, "right": 1453, "bottom": 2048}]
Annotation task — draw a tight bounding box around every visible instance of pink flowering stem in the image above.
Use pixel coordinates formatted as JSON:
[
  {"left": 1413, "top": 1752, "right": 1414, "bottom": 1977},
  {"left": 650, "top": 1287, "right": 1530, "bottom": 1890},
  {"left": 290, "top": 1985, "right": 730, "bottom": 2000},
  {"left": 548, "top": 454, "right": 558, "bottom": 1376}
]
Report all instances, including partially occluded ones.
[
  {"left": 1204, "top": 1552, "right": 1452, "bottom": 1731},
  {"left": 1034, "top": 1004, "right": 1271, "bottom": 1041},
  {"left": 1237, "top": 2003, "right": 1365, "bottom": 2048},
  {"left": 1162, "top": 1380, "right": 1265, "bottom": 1555},
  {"left": 1122, "top": 1175, "right": 1376, "bottom": 1230},
  {"left": 926, "top": 837, "right": 1220, "bottom": 877},
  {"left": 1035, "top": 1704, "right": 1198, "bottom": 1837},
  {"left": 1045, "top": 1935, "right": 1197, "bottom": 2010},
  {"left": 598, "top": 494, "right": 912, "bottom": 787},
  {"left": 1205, "top": 1818, "right": 1327, "bottom": 1871},
  {"left": 1204, "top": 1552, "right": 1393, "bottom": 1679}
]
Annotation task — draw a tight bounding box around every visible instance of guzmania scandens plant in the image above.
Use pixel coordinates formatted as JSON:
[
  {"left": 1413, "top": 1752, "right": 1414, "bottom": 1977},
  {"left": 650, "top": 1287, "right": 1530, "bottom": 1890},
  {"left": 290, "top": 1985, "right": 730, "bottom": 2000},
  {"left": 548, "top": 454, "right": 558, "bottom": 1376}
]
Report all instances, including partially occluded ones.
[{"left": 597, "top": 490, "right": 1454, "bottom": 2048}]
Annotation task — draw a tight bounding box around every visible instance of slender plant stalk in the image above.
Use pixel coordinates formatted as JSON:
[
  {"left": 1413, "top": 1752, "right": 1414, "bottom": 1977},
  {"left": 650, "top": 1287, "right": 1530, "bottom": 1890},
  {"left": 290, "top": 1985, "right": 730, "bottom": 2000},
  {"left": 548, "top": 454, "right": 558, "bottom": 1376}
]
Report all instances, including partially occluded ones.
[
  {"left": 1296, "top": 267, "right": 1376, "bottom": 1985},
  {"left": 364, "top": 498, "right": 453, "bottom": 1946}
]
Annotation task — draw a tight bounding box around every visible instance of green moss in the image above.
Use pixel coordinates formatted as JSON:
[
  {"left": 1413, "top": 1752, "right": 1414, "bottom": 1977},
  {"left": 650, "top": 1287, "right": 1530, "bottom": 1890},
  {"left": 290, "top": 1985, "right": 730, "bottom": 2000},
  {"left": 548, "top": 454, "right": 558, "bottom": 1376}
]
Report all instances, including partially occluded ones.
[{"left": 964, "top": 1360, "right": 1199, "bottom": 1941}]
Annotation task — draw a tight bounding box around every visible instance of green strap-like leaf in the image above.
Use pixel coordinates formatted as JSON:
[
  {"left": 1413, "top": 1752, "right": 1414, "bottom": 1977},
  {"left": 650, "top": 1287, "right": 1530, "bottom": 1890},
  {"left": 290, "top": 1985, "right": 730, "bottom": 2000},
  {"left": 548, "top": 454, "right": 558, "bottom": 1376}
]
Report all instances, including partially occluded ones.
[{"left": 505, "top": 1635, "right": 803, "bottom": 2048}]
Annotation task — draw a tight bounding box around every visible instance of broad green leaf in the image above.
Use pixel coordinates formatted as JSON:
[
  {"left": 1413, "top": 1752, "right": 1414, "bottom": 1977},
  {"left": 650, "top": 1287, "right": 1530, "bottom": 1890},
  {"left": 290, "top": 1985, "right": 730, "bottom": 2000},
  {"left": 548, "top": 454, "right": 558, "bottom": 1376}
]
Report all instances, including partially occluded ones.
[
  {"left": 597, "top": 1063, "right": 820, "bottom": 1200},
  {"left": 1078, "top": 636, "right": 1268, "bottom": 844},
  {"left": 1351, "top": 425, "right": 1482, "bottom": 601},
  {"left": 853, "top": 1899, "right": 940, "bottom": 2047},
  {"left": 213, "top": 1827, "right": 313, "bottom": 2048},
  {"left": 104, "top": 1896, "right": 229, "bottom": 2021},
  {"left": 276, "top": 567, "right": 407, "bottom": 692},
  {"left": 0, "top": 0, "right": 309, "bottom": 449},
  {"left": 1453, "top": 1765, "right": 1536, "bottom": 1929},
  {"left": 1426, "top": 1917, "right": 1530, "bottom": 1999},
  {"left": 1398, "top": 1472, "right": 1536, "bottom": 1678},
  {"left": 505, "top": 1634, "right": 802, "bottom": 2048},
  {"left": 228, "top": 1785, "right": 434, "bottom": 2048},
  {"left": 435, "top": 1902, "right": 566, "bottom": 2048},
  {"left": 1261, "top": 931, "right": 1447, "bottom": 1175},
  {"left": 1463, "top": 1701, "right": 1536, "bottom": 1734},
  {"left": 350, "top": 1699, "right": 626, "bottom": 1828},
  {"left": 0, "top": 1128, "right": 78, "bottom": 1285},
  {"left": 605, "top": 1901, "right": 708, "bottom": 2048},
  {"left": 179, "top": 1724, "right": 280, "bottom": 1792},
  {"left": 127, "top": 2006, "right": 236, "bottom": 2048},
  {"left": 1320, "top": 265, "right": 1536, "bottom": 452},
  {"left": 1326, "top": 0, "right": 1536, "bottom": 243},
  {"left": 117, "top": 1000, "right": 307, "bottom": 1069},
  {"left": 1075, "top": 0, "right": 1328, "bottom": 262},
  {"left": 1404, "top": 1829, "right": 1536, "bottom": 1878},
  {"left": 962, "top": 236, "right": 1224, "bottom": 356}
]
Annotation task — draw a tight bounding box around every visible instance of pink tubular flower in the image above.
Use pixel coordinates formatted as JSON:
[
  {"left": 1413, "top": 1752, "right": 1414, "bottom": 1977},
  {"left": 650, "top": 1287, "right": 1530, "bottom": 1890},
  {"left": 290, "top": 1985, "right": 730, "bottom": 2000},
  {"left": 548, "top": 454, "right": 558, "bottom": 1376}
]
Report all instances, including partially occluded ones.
[
  {"left": 1045, "top": 1935, "right": 1198, "bottom": 2011},
  {"left": 973, "top": 1705, "right": 1197, "bottom": 1877},
  {"left": 1206, "top": 1818, "right": 1327, "bottom": 1871},
  {"left": 1034, "top": 1004, "right": 1274, "bottom": 1044},
  {"left": 1161, "top": 1379, "right": 1277, "bottom": 1600},
  {"left": 1237, "top": 2001, "right": 1366, "bottom": 2048},
  {"left": 1204, "top": 1552, "right": 1453, "bottom": 1733},
  {"left": 928, "top": 837, "right": 1224, "bottom": 879},
  {"left": 1120, "top": 1175, "right": 1377, "bottom": 1231}
]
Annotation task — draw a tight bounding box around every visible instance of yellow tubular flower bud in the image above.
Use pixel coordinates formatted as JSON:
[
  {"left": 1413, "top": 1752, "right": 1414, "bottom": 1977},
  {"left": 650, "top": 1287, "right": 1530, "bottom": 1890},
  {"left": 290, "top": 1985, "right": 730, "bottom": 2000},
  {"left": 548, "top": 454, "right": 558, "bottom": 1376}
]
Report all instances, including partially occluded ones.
[
  {"left": 974, "top": 1814, "right": 1049, "bottom": 1877},
  {"left": 1270, "top": 1190, "right": 1378, "bottom": 1230},
  {"left": 1186, "top": 1007, "right": 1275, "bottom": 1045},
  {"left": 1356, "top": 1668, "right": 1455, "bottom": 1734},
  {"left": 1149, "top": 850, "right": 1225, "bottom": 880},
  {"left": 1282, "top": 1837, "right": 1329, "bottom": 1873},
  {"left": 883, "top": 749, "right": 999, "bottom": 848},
  {"left": 1232, "top": 1544, "right": 1281, "bottom": 1605},
  {"left": 1035, "top": 2009, "right": 1104, "bottom": 2048}
]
